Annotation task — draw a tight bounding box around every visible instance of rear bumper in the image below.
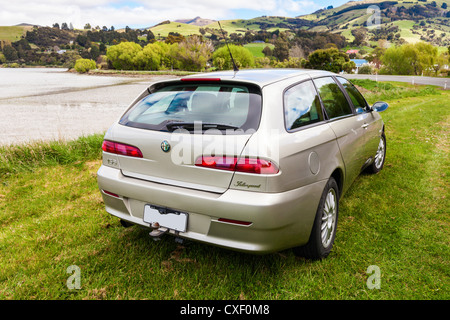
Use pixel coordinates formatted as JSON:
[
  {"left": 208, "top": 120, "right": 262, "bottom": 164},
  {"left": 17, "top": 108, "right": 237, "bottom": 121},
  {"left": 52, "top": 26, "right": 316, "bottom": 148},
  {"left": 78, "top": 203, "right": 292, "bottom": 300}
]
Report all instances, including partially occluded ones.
[{"left": 97, "top": 165, "right": 326, "bottom": 254}]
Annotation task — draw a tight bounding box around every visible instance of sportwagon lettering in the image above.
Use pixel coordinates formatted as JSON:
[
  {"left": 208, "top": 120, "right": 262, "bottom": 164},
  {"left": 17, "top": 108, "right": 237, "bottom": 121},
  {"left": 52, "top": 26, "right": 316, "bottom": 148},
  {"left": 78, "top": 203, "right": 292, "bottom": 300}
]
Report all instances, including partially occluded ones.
[{"left": 97, "top": 69, "right": 388, "bottom": 259}]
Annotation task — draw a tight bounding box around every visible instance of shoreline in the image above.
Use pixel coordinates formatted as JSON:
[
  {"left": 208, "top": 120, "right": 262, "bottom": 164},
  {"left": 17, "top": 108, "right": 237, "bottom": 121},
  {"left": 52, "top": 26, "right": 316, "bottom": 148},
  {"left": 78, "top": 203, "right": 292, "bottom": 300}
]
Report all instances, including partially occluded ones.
[{"left": 81, "top": 69, "right": 196, "bottom": 78}]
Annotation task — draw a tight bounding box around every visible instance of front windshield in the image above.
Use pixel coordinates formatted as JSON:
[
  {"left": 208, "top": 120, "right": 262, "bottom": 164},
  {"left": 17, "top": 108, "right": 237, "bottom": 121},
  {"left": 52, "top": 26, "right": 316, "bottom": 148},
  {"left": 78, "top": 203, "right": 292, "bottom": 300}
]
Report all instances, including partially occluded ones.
[{"left": 119, "top": 82, "right": 262, "bottom": 132}]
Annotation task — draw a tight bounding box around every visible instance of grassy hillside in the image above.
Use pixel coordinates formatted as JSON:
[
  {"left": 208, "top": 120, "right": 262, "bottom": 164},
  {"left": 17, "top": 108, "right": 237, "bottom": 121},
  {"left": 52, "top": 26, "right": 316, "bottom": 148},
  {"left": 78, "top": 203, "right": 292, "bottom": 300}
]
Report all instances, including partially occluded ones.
[
  {"left": 0, "top": 26, "right": 31, "bottom": 43},
  {"left": 243, "top": 42, "right": 274, "bottom": 57},
  {"left": 2, "top": 0, "right": 449, "bottom": 52},
  {"left": 149, "top": 21, "right": 201, "bottom": 38},
  {"left": 144, "top": 0, "right": 450, "bottom": 50},
  {"left": 306, "top": 0, "right": 450, "bottom": 47}
]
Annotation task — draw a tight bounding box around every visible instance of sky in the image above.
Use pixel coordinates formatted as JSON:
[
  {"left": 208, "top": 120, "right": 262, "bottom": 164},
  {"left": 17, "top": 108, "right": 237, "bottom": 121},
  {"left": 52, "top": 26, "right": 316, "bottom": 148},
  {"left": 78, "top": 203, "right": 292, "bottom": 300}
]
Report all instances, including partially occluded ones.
[{"left": 0, "top": 0, "right": 351, "bottom": 29}]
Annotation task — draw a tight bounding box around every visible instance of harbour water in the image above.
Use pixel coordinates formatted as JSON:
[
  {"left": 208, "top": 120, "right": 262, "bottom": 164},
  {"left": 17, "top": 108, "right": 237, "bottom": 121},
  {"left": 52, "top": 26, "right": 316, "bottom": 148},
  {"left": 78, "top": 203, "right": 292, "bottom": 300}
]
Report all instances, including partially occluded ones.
[{"left": 0, "top": 68, "right": 177, "bottom": 145}]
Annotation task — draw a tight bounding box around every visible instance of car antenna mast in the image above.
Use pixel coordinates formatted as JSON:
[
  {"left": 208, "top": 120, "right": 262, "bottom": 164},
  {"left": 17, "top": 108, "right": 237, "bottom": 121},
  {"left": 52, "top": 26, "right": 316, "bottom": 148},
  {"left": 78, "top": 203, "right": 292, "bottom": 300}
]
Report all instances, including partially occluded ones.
[{"left": 218, "top": 21, "right": 239, "bottom": 73}]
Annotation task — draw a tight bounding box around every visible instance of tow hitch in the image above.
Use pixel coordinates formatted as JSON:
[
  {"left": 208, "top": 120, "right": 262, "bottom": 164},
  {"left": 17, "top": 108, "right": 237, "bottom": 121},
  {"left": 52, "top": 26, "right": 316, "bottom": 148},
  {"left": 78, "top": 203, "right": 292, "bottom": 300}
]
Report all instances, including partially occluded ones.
[{"left": 149, "top": 222, "right": 168, "bottom": 240}]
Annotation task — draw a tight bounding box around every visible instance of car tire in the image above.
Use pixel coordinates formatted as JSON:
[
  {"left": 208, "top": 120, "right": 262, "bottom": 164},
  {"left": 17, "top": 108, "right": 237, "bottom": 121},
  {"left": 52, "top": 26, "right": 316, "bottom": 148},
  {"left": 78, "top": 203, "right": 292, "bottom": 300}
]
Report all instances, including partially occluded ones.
[
  {"left": 293, "top": 177, "right": 339, "bottom": 260},
  {"left": 367, "top": 133, "right": 386, "bottom": 174}
]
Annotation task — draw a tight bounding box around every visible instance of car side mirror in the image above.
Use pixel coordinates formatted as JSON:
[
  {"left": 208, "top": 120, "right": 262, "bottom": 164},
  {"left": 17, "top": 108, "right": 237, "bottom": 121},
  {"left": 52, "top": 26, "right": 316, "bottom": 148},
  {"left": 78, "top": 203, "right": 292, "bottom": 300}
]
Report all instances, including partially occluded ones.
[{"left": 371, "top": 101, "right": 389, "bottom": 112}]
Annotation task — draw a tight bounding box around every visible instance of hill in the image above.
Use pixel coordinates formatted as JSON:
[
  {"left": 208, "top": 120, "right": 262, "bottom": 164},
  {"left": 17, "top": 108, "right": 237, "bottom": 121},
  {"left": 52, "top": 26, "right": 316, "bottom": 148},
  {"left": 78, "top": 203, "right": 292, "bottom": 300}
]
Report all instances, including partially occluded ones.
[
  {"left": 0, "top": 26, "right": 33, "bottom": 43},
  {"left": 174, "top": 16, "right": 216, "bottom": 26},
  {"left": 147, "top": 0, "right": 449, "bottom": 48},
  {"left": 298, "top": 0, "right": 450, "bottom": 47}
]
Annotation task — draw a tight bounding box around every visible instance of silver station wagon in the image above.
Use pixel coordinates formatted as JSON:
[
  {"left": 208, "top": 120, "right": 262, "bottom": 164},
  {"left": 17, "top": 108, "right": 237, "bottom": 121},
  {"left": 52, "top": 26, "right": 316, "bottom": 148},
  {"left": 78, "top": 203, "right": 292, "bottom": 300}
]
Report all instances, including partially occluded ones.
[{"left": 97, "top": 69, "right": 388, "bottom": 259}]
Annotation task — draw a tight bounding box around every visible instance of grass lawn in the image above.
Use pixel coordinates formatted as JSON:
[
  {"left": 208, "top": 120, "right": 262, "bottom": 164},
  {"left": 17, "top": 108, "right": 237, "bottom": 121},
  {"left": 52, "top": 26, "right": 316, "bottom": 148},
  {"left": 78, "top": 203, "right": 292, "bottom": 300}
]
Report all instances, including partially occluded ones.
[
  {"left": 0, "top": 83, "right": 448, "bottom": 301},
  {"left": 244, "top": 43, "right": 274, "bottom": 58}
]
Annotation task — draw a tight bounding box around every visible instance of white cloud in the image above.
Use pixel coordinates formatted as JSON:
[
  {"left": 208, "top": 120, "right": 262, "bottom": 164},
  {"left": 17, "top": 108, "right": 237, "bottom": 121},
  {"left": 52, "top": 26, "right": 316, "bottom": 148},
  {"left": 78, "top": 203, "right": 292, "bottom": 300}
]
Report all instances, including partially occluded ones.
[{"left": 0, "top": 0, "right": 320, "bottom": 28}]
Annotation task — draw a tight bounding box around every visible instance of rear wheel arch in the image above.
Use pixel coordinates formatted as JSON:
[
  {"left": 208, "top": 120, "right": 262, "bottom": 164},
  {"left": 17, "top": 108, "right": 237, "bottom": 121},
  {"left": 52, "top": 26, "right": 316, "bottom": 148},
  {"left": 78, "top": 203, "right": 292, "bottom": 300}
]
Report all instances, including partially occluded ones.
[{"left": 330, "top": 168, "right": 343, "bottom": 198}]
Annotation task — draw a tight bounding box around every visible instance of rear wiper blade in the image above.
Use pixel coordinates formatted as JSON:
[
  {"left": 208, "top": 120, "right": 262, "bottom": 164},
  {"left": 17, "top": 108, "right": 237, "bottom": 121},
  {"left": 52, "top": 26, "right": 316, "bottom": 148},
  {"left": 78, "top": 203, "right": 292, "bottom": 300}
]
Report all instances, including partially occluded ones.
[{"left": 165, "top": 121, "right": 239, "bottom": 132}]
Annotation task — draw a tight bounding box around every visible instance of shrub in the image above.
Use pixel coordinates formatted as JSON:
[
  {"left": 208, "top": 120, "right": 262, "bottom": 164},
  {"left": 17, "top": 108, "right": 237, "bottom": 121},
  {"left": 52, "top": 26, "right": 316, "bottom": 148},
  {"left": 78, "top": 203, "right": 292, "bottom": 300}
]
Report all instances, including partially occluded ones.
[
  {"left": 74, "top": 58, "right": 97, "bottom": 73},
  {"left": 106, "top": 42, "right": 142, "bottom": 70},
  {"left": 213, "top": 45, "right": 254, "bottom": 70},
  {"left": 169, "top": 36, "right": 213, "bottom": 72},
  {"left": 358, "top": 65, "right": 373, "bottom": 74}
]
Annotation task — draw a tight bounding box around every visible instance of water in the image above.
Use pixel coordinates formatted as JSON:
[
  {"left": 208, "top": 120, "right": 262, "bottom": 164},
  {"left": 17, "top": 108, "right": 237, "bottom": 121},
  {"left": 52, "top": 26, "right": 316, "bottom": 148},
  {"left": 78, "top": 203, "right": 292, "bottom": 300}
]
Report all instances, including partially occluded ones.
[{"left": 0, "top": 68, "right": 177, "bottom": 145}]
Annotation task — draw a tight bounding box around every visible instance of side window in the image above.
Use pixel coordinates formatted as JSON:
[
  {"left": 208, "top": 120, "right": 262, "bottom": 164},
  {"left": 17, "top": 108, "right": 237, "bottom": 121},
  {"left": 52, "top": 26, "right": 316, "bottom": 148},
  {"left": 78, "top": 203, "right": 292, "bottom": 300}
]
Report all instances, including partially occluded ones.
[
  {"left": 336, "top": 77, "right": 368, "bottom": 112},
  {"left": 313, "top": 77, "right": 353, "bottom": 119},
  {"left": 284, "top": 80, "right": 323, "bottom": 131}
]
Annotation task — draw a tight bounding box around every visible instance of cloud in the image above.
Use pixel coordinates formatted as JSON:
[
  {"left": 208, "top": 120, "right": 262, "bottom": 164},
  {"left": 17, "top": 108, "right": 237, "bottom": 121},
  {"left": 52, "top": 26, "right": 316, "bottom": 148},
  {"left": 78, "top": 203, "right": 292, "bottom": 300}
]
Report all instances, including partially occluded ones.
[{"left": 0, "top": 0, "right": 320, "bottom": 28}]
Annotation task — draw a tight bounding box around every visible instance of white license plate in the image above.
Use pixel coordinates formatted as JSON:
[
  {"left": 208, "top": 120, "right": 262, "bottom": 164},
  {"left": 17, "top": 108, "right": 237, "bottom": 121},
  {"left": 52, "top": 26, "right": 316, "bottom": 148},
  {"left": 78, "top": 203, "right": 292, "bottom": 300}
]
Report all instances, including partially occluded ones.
[{"left": 143, "top": 205, "right": 188, "bottom": 232}]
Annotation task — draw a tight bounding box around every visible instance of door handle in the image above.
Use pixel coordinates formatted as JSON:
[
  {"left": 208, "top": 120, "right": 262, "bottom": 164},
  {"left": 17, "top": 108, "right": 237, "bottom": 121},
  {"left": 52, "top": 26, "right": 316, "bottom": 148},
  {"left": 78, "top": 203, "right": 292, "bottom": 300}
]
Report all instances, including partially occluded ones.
[{"left": 361, "top": 123, "right": 369, "bottom": 129}]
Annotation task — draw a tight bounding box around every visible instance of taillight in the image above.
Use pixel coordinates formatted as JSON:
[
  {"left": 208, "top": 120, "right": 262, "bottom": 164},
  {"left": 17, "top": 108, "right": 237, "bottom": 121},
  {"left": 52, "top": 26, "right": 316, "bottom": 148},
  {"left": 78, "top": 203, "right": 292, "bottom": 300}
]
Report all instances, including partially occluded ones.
[
  {"left": 102, "top": 140, "right": 143, "bottom": 158},
  {"left": 195, "top": 156, "right": 279, "bottom": 174},
  {"left": 102, "top": 190, "right": 120, "bottom": 198}
]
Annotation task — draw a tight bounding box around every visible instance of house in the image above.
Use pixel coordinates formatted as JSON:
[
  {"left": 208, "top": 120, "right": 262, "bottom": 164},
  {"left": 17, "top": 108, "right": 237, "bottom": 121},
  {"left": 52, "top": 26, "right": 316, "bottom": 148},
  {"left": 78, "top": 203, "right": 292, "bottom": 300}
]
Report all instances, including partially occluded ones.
[{"left": 350, "top": 59, "right": 369, "bottom": 73}]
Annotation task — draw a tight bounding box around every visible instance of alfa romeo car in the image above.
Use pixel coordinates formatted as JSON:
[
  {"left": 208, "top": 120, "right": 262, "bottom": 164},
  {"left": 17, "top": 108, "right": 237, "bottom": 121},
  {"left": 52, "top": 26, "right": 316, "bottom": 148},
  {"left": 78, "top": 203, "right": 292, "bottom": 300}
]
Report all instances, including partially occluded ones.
[{"left": 97, "top": 69, "right": 388, "bottom": 260}]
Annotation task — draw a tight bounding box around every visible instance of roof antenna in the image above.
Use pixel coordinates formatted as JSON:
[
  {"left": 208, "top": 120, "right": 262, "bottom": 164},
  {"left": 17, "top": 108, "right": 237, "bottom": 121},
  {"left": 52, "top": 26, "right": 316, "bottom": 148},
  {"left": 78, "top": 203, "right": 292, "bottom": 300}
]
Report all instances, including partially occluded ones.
[{"left": 218, "top": 21, "right": 239, "bottom": 73}]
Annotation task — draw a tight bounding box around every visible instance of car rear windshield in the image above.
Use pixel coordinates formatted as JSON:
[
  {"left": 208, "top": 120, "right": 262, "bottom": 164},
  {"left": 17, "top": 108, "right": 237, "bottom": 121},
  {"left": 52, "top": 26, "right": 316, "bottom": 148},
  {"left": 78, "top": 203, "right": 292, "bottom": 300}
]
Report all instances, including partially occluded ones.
[{"left": 119, "top": 82, "right": 262, "bottom": 133}]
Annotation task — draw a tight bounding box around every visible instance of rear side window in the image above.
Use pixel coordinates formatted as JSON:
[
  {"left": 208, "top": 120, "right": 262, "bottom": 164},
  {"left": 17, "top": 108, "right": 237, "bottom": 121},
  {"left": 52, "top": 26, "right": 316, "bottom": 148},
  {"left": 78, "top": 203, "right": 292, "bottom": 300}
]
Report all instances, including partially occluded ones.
[
  {"left": 119, "top": 82, "right": 262, "bottom": 132},
  {"left": 313, "top": 77, "right": 353, "bottom": 119},
  {"left": 284, "top": 80, "right": 323, "bottom": 131},
  {"left": 336, "top": 77, "right": 368, "bottom": 112}
]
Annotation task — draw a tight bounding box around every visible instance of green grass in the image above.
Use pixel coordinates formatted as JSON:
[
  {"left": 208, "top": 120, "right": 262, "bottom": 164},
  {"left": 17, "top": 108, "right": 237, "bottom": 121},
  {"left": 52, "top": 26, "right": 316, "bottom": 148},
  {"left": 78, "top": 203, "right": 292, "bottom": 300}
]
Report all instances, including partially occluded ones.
[
  {"left": 149, "top": 22, "right": 201, "bottom": 38},
  {"left": 0, "top": 26, "right": 30, "bottom": 42},
  {"left": 0, "top": 134, "right": 104, "bottom": 178},
  {"left": 244, "top": 43, "right": 274, "bottom": 58},
  {"left": 0, "top": 86, "right": 449, "bottom": 300},
  {"left": 349, "top": 79, "right": 442, "bottom": 104}
]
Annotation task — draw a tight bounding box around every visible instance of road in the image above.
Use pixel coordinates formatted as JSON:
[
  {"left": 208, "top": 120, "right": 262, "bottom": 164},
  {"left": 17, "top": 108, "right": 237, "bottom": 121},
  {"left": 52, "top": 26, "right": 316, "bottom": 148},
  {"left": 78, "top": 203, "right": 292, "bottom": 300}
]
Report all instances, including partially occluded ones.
[{"left": 344, "top": 74, "right": 449, "bottom": 89}]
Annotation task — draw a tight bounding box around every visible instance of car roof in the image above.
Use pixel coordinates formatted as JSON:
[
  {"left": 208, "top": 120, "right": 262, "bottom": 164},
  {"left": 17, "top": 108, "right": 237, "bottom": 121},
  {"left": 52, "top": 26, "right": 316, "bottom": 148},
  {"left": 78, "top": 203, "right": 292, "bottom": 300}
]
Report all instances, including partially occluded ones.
[{"left": 180, "top": 68, "right": 335, "bottom": 87}]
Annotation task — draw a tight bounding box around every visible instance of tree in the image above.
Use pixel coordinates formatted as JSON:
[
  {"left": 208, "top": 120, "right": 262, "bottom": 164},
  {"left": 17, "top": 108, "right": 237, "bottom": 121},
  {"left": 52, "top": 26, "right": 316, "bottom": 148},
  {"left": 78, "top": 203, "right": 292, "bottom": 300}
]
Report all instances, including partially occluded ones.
[
  {"left": 351, "top": 28, "right": 367, "bottom": 46},
  {"left": 146, "top": 30, "right": 155, "bottom": 42},
  {"left": 262, "top": 46, "right": 273, "bottom": 57},
  {"left": 442, "top": 3, "right": 447, "bottom": 9},
  {"left": 74, "top": 58, "right": 97, "bottom": 73},
  {"left": 273, "top": 36, "right": 289, "bottom": 61},
  {"left": 381, "top": 42, "right": 438, "bottom": 75},
  {"left": 366, "top": 46, "right": 386, "bottom": 68},
  {"left": 106, "top": 41, "right": 142, "bottom": 70},
  {"left": 75, "top": 34, "right": 89, "bottom": 47},
  {"left": 358, "top": 65, "right": 373, "bottom": 74},
  {"left": 212, "top": 44, "right": 255, "bottom": 70},
  {"left": 134, "top": 43, "right": 163, "bottom": 70},
  {"left": 170, "top": 35, "right": 213, "bottom": 71},
  {"left": 2, "top": 45, "right": 18, "bottom": 61},
  {"left": 289, "top": 46, "right": 305, "bottom": 59},
  {"left": 305, "top": 48, "right": 354, "bottom": 73},
  {"left": 84, "top": 23, "right": 91, "bottom": 30},
  {"left": 166, "top": 32, "right": 185, "bottom": 44}
]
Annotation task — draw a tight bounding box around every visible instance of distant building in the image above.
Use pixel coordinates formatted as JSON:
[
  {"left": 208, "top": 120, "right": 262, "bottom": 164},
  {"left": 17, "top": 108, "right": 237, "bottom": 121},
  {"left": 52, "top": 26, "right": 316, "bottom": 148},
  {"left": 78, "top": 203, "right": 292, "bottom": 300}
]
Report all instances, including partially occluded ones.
[
  {"left": 346, "top": 49, "right": 359, "bottom": 55},
  {"left": 350, "top": 59, "right": 369, "bottom": 73},
  {"left": 351, "top": 59, "right": 368, "bottom": 67}
]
